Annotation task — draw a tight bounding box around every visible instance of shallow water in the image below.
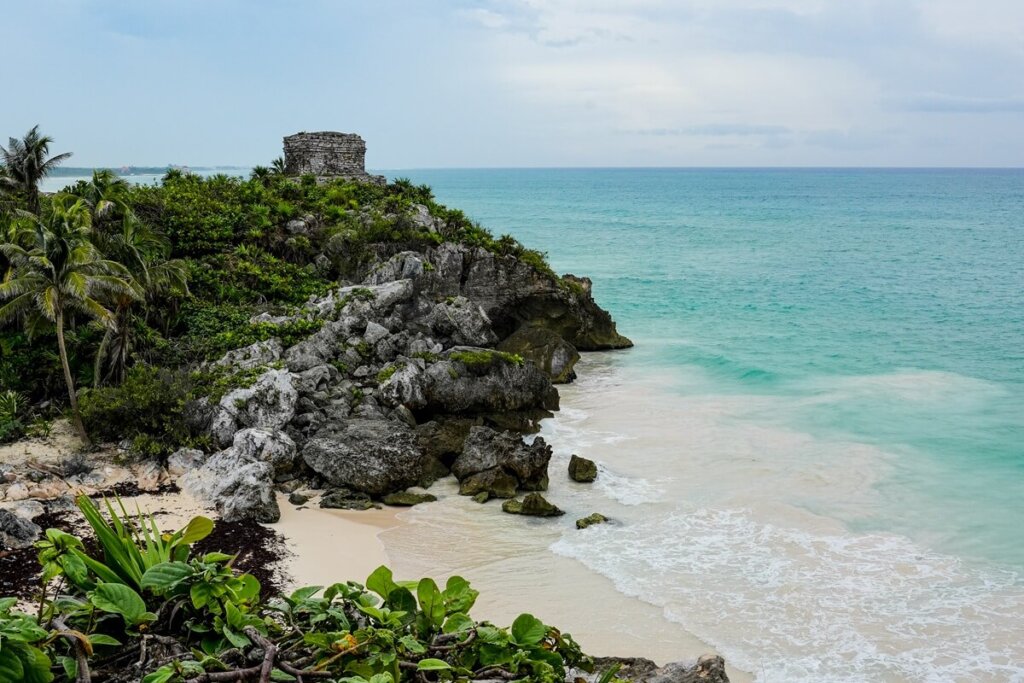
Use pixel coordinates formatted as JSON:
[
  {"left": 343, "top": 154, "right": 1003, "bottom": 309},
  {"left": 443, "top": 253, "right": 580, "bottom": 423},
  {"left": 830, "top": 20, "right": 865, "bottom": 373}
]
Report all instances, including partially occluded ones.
[{"left": 382, "top": 169, "right": 1024, "bottom": 682}]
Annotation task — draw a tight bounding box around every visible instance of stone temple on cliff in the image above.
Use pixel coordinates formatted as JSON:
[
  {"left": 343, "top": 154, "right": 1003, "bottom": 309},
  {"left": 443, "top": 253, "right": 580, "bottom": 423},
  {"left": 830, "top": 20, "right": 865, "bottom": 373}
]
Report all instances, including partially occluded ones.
[{"left": 282, "top": 131, "right": 386, "bottom": 186}]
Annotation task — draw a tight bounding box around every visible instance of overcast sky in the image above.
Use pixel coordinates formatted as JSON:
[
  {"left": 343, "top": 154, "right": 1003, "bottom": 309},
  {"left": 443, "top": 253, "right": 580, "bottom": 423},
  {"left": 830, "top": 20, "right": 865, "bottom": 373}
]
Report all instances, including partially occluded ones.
[{"left": 3, "top": 0, "right": 1023, "bottom": 167}]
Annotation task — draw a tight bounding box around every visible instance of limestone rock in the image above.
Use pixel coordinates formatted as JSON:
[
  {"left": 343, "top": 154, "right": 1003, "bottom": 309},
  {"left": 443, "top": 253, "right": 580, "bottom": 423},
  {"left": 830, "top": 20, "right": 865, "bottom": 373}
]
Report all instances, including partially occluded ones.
[
  {"left": 320, "top": 489, "right": 376, "bottom": 510},
  {"left": 382, "top": 491, "right": 437, "bottom": 506},
  {"left": 213, "top": 339, "right": 283, "bottom": 371},
  {"left": 416, "top": 243, "right": 632, "bottom": 350},
  {"left": 576, "top": 513, "right": 608, "bottom": 529},
  {"left": 458, "top": 468, "right": 519, "bottom": 499},
  {"left": 209, "top": 368, "right": 298, "bottom": 447},
  {"left": 302, "top": 419, "right": 429, "bottom": 496},
  {"left": 415, "top": 418, "right": 477, "bottom": 462},
  {"left": 577, "top": 656, "right": 731, "bottom": 683},
  {"left": 501, "top": 493, "right": 564, "bottom": 517},
  {"left": 472, "top": 492, "right": 490, "bottom": 504},
  {"left": 180, "top": 444, "right": 280, "bottom": 523},
  {"left": 498, "top": 325, "right": 579, "bottom": 383},
  {"left": 379, "top": 348, "right": 558, "bottom": 423},
  {"left": 288, "top": 492, "right": 309, "bottom": 506},
  {"left": 231, "top": 428, "right": 297, "bottom": 480},
  {"left": 216, "top": 462, "right": 281, "bottom": 523},
  {"left": 451, "top": 426, "right": 551, "bottom": 496},
  {"left": 167, "top": 448, "right": 206, "bottom": 477},
  {"left": 0, "top": 508, "right": 41, "bottom": 549},
  {"left": 568, "top": 454, "right": 598, "bottom": 483},
  {"left": 421, "top": 297, "right": 498, "bottom": 347}
]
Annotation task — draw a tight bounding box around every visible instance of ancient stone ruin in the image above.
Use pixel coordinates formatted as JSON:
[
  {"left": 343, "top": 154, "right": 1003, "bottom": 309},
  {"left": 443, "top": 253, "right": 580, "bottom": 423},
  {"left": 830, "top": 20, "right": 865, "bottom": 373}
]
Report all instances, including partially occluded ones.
[{"left": 282, "top": 131, "right": 386, "bottom": 185}]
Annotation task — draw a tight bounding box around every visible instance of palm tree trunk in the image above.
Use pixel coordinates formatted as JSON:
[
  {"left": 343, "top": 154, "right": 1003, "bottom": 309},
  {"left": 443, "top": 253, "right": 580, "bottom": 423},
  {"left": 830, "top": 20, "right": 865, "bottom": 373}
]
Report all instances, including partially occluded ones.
[
  {"left": 55, "top": 310, "right": 90, "bottom": 444},
  {"left": 93, "top": 326, "right": 113, "bottom": 388}
]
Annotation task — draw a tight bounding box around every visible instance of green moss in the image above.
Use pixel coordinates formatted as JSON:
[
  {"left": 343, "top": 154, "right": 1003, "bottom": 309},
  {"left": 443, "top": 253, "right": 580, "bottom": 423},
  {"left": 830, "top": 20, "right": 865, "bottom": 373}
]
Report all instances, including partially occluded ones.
[
  {"left": 375, "top": 363, "right": 405, "bottom": 384},
  {"left": 449, "top": 350, "right": 524, "bottom": 368}
]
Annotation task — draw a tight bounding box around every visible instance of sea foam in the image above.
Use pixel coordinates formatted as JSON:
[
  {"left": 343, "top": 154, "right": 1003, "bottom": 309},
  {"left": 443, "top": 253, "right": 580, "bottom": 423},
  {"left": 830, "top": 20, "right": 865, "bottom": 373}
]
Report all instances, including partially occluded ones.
[{"left": 553, "top": 507, "right": 1024, "bottom": 683}]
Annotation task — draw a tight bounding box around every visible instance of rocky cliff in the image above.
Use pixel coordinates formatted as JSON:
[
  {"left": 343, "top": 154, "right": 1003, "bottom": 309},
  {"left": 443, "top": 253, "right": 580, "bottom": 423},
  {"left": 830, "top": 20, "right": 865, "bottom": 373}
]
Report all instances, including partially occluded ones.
[{"left": 179, "top": 239, "right": 631, "bottom": 521}]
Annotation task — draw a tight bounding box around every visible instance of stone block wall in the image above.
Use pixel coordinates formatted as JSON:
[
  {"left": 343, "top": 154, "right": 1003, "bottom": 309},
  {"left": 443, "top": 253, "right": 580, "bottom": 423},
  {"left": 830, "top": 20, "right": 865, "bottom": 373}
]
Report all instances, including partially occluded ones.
[{"left": 282, "top": 131, "right": 385, "bottom": 185}]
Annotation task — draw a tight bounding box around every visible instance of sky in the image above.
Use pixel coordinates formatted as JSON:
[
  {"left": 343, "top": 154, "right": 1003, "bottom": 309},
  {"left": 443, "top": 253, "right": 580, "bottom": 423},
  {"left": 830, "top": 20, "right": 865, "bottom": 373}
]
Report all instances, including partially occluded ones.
[{"left": 2, "top": 0, "right": 1023, "bottom": 168}]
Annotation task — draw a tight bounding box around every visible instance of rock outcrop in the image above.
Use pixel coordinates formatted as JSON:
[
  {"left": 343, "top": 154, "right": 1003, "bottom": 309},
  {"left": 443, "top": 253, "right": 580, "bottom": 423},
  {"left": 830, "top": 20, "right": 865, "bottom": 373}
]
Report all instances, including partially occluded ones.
[
  {"left": 501, "top": 493, "right": 564, "bottom": 517},
  {"left": 568, "top": 454, "right": 598, "bottom": 483},
  {"left": 183, "top": 229, "right": 628, "bottom": 525},
  {"left": 452, "top": 427, "right": 551, "bottom": 498},
  {"left": 302, "top": 419, "right": 428, "bottom": 496},
  {"left": 579, "top": 656, "right": 731, "bottom": 683}
]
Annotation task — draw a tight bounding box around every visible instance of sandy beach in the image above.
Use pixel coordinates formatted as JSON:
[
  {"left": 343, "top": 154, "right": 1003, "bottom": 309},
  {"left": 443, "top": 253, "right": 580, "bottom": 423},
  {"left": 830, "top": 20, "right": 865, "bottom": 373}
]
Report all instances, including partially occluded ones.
[{"left": 273, "top": 488, "right": 752, "bottom": 682}]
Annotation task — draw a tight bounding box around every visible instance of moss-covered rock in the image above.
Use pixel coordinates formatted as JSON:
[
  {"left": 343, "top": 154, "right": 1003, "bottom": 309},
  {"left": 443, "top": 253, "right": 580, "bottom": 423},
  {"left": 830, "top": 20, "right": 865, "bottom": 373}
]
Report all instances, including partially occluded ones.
[
  {"left": 472, "top": 491, "right": 490, "bottom": 504},
  {"left": 501, "top": 493, "right": 564, "bottom": 517},
  {"left": 498, "top": 325, "right": 580, "bottom": 384},
  {"left": 382, "top": 491, "right": 437, "bottom": 506},
  {"left": 320, "top": 489, "right": 378, "bottom": 510},
  {"left": 459, "top": 468, "right": 519, "bottom": 499},
  {"left": 568, "top": 454, "right": 598, "bottom": 483},
  {"left": 575, "top": 513, "right": 608, "bottom": 529}
]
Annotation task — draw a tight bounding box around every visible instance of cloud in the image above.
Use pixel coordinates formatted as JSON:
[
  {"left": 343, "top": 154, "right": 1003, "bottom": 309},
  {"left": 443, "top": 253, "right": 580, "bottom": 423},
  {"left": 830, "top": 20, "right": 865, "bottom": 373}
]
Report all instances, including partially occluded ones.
[
  {"left": 895, "top": 94, "right": 1024, "bottom": 113},
  {"left": 630, "top": 124, "right": 793, "bottom": 136}
]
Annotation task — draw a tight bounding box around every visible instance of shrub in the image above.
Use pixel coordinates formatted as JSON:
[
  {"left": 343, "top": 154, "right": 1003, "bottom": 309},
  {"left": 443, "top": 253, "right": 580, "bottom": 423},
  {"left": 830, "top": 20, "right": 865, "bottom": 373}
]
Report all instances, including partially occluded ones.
[{"left": 79, "top": 365, "right": 199, "bottom": 458}]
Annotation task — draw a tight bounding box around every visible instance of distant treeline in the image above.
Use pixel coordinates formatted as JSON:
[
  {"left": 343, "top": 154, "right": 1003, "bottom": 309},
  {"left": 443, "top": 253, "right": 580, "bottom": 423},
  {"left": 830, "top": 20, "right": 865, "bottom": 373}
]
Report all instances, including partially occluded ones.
[{"left": 49, "top": 166, "right": 249, "bottom": 176}]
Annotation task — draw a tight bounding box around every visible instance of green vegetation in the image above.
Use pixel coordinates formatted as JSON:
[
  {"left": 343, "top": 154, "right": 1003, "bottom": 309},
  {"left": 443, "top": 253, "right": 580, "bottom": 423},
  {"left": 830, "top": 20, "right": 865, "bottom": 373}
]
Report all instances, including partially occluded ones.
[
  {"left": 449, "top": 350, "right": 525, "bottom": 369},
  {"left": 0, "top": 126, "right": 554, "bottom": 450},
  {"left": 0, "top": 500, "right": 592, "bottom": 682}
]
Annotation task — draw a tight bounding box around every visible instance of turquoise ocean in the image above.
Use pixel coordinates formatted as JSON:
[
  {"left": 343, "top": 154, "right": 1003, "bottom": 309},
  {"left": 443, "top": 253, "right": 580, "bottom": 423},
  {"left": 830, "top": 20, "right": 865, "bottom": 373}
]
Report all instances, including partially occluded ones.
[
  {"left": 382, "top": 169, "right": 1024, "bottom": 682},
  {"left": 45, "top": 168, "right": 1024, "bottom": 680}
]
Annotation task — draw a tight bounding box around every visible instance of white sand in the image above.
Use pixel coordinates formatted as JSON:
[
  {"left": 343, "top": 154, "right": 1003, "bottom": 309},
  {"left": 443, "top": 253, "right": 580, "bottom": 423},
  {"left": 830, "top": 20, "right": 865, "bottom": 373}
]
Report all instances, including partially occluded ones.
[{"left": 274, "top": 494, "right": 399, "bottom": 587}]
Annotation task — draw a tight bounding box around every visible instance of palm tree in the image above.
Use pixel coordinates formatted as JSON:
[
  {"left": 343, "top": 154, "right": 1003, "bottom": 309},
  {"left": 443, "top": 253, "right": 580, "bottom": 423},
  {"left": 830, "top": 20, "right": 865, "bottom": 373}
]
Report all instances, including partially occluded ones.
[
  {"left": 73, "top": 169, "right": 130, "bottom": 225},
  {"left": 91, "top": 214, "right": 188, "bottom": 386},
  {"left": 0, "top": 126, "right": 72, "bottom": 214},
  {"left": 0, "top": 195, "right": 137, "bottom": 441},
  {"left": 271, "top": 157, "right": 287, "bottom": 175}
]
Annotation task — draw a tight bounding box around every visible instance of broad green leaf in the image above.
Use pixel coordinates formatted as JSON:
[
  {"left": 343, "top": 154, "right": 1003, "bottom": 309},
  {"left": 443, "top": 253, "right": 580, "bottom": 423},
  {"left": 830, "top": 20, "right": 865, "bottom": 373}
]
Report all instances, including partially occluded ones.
[
  {"left": 0, "top": 647, "right": 25, "bottom": 681},
  {"left": 61, "top": 656, "right": 77, "bottom": 680},
  {"left": 88, "top": 634, "right": 122, "bottom": 647},
  {"left": 399, "top": 635, "right": 427, "bottom": 654},
  {"left": 141, "top": 561, "right": 194, "bottom": 592},
  {"left": 366, "top": 565, "right": 397, "bottom": 600},
  {"left": 141, "top": 665, "right": 176, "bottom": 683},
  {"left": 289, "top": 585, "right": 323, "bottom": 603},
  {"left": 387, "top": 586, "right": 416, "bottom": 614},
  {"left": 441, "top": 612, "right": 474, "bottom": 634},
  {"left": 90, "top": 583, "right": 148, "bottom": 624},
  {"left": 191, "top": 582, "right": 215, "bottom": 610},
  {"left": 442, "top": 576, "right": 478, "bottom": 613},
  {"left": 475, "top": 625, "right": 507, "bottom": 644},
  {"left": 236, "top": 574, "right": 261, "bottom": 601},
  {"left": 511, "top": 613, "right": 546, "bottom": 647},
  {"left": 21, "top": 644, "right": 55, "bottom": 683},
  {"left": 178, "top": 516, "right": 214, "bottom": 545},
  {"left": 58, "top": 552, "right": 91, "bottom": 589},
  {"left": 222, "top": 625, "right": 250, "bottom": 649},
  {"left": 417, "top": 658, "right": 452, "bottom": 671},
  {"left": 416, "top": 578, "right": 445, "bottom": 628},
  {"left": 202, "top": 552, "right": 235, "bottom": 563}
]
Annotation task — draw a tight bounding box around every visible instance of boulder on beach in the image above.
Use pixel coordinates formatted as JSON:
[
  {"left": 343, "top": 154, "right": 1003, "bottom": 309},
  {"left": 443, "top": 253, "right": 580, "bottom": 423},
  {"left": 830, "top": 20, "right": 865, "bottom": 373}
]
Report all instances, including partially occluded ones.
[
  {"left": 320, "top": 489, "right": 377, "bottom": 510},
  {"left": 302, "top": 418, "right": 429, "bottom": 496},
  {"left": 501, "top": 493, "right": 564, "bottom": 517},
  {"left": 576, "top": 512, "right": 608, "bottom": 529},
  {"left": 382, "top": 491, "right": 437, "bottom": 506},
  {"left": 451, "top": 426, "right": 551, "bottom": 497},
  {"left": 568, "top": 454, "right": 598, "bottom": 482}
]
